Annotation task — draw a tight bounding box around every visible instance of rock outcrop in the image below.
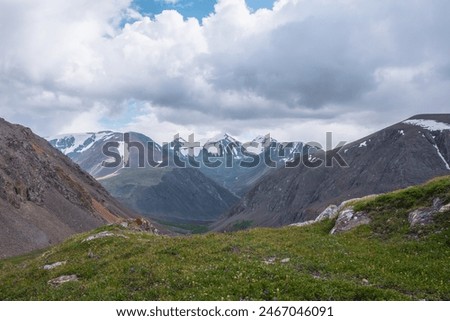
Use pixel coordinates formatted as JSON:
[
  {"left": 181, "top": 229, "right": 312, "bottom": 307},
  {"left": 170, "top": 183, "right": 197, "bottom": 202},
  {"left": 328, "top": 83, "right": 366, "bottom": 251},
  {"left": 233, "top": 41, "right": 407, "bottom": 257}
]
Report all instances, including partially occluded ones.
[
  {"left": 290, "top": 195, "right": 376, "bottom": 230},
  {"left": 330, "top": 208, "right": 371, "bottom": 234},
  {"left": 408, "top": 198, "right": 449, "bottom": 227}
]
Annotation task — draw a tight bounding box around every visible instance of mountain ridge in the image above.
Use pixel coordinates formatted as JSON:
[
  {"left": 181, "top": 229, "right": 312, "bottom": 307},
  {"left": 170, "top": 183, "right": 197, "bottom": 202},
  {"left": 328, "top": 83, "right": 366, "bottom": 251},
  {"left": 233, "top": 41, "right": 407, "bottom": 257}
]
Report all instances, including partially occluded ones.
[{"left": 214, "top": 114, "right": 450, "bottom": 230}]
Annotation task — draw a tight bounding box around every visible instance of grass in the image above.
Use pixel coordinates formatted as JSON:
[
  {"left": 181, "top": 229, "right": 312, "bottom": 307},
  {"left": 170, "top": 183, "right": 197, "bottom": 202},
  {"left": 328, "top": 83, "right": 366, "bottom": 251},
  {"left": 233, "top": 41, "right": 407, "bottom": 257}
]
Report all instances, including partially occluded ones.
[
  {"left": 231, "top": 220, "right": 253, "bottom": 231},
  {"left": 354, "top": 176, "right": 450, "bottom": 212},
  {"left": 0, "top": 177, "right": 449, "bottom": 301},
  {"left": 154, "top": 219, "right": 210, "bottom": 234},
  {"left": 353, "top": 176, "right": 450, "bottom": 237}
]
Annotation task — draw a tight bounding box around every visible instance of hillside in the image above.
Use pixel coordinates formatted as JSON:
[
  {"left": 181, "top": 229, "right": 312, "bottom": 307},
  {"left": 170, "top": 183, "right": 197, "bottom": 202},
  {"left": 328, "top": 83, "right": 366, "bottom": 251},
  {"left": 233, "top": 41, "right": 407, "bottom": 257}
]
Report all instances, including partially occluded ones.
[
  {"left": 99, "top": 167, "right": 239, "bottom": 225},
  {"left": 215, "top": 114, "right": 450, "bottom": 230},
  {"left": 0, "top": 118, "right": 135, "bottom": 258},
  {"left": 0, "top": 176, "right": 448, "bottom": 300}
]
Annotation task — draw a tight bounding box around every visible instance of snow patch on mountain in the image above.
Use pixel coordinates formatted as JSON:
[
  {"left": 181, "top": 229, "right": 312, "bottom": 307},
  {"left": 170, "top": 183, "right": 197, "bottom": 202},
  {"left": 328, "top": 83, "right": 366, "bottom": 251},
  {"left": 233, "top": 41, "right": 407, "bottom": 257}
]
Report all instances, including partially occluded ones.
[
  {"left": 403, "top": 119, "right": 450, "bottom": 131},
  {"left": 205, "top": 133, "right": 243, "bottom": 157},
  {"left": 248, "top": 135, "right": 277, "bottom": 154},
  {"left": 432, "top": 144, "right": 450, "bottom": 171},
  {"left": 49, "top": 131, "right": 114, "bottom": 155}
]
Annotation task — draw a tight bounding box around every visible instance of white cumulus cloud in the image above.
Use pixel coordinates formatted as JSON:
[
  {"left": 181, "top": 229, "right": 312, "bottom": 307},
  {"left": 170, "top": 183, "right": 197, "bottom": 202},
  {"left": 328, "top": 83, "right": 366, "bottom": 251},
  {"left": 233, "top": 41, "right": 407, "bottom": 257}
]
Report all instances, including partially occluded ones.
[{"left": 0, "top": 0, "right": 449, "bottom": 143}]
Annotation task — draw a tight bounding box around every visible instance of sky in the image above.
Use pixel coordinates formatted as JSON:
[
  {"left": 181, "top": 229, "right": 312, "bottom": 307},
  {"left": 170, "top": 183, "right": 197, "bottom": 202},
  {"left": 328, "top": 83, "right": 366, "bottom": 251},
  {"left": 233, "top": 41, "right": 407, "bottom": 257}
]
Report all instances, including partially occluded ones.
[{"left": 0, "top": 0, "right": 449, "bottom": 145}]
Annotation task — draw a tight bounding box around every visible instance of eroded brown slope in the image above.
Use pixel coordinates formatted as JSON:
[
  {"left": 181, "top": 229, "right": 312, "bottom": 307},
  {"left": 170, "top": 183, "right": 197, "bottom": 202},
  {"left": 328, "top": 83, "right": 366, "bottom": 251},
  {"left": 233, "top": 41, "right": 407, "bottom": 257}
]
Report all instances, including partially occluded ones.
[{"left": 0, "top": 118, "right": 134, "bottom": 258}]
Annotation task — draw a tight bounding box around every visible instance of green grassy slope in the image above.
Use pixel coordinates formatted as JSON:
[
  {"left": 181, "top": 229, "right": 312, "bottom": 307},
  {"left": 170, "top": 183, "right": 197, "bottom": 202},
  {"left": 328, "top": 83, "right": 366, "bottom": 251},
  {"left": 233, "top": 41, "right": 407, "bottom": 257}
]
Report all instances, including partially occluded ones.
[{"left": 0, "top": 177, "right": 449, "bottom": 301}]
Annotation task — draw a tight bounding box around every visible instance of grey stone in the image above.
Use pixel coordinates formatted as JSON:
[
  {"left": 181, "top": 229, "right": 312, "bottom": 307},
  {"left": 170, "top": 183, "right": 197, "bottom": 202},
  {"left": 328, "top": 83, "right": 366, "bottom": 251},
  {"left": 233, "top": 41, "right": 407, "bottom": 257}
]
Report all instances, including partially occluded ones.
[
  {"left": 439, "top": 203, "right": 450, "bottom": 213},
  {"left": 290, "top": 220, "right": 315, "bottom": 227},
  {"left": 82, "top": 231, "right": 128, "bottom": 243},
  {"left": 330, "top": 208, "right": 371, "bottom": 234},
  {"left": 432, "top": 198, "right": 443, "bottom": 209},
  {"left": 43, "top": 261, "right": 66, "bottom": 270},
  {"left": 408, "top": 208, "right": 436, "bottom": 226},
  {"left": 315, "top": 205, "right": 339, "bottom": 222},
  {"left": 263, "top": 257, "right": 276, "bottom": 265},
  {"left": 48, "top": 275, "right": 78, "bottom": 286}
]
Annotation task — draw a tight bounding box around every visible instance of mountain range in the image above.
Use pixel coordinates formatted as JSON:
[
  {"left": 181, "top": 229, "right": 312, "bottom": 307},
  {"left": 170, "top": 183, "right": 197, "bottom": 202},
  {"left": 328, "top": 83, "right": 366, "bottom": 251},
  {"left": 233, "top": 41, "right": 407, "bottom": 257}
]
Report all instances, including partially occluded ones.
[
  {"left": 48, "top": 131, "right": 309, "bottom": 227},
  {"left": 48, "top": 131, "right": 308, "bottom": 195},
  {"left": 214, "top": 114, "right": 450, "bottom": 231},
  {"left": 48, "top": 114, "right": 450, "bottom": 231},
  {"left": 194, "top": 133, "right": 311, "bottom": 195}
]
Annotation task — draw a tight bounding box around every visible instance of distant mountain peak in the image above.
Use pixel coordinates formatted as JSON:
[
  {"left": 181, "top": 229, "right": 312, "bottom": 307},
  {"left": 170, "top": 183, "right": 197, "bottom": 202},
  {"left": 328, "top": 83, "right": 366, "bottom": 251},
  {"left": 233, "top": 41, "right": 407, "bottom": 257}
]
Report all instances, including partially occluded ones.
[
  {"left": 48, "top": 131, "right": 162, "bottom": 178},
  {"left": 206, "top": 132, "right": 241, "bottom": 146}
]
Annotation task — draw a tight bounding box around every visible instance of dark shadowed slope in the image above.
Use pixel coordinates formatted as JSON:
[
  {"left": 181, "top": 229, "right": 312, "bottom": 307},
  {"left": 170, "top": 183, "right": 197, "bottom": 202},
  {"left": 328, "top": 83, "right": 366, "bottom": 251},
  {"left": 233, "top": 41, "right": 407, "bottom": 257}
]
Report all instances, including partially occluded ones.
[
  {"left": 99, "top": 167, "right": 239, "bottom": 224},
  {"left": 214, "top": 114, "right": 450, "bottom": 230},
  {"left": 0, "top": 118, "right": 134, "bottom": 258}
]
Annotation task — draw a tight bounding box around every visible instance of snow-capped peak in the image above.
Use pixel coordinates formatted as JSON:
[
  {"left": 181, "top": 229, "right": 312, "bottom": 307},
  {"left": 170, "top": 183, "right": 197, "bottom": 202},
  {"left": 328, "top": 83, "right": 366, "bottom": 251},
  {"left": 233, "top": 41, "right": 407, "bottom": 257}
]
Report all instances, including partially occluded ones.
[
  {"left": 252, "top": 134, "right": 277, "bottom": 146},
  {"left": 48, "top": 131, "right": 115, "bottom": 155},
  {"left": 206, "top": 132, "right": 241, "bottom": 146}
]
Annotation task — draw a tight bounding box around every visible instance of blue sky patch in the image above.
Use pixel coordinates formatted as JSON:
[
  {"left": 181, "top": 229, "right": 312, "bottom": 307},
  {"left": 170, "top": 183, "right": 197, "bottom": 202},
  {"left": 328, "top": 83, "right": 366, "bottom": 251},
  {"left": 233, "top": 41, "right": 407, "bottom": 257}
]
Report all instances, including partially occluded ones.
[{"left": 132, "top": 0, "right": 275, "bottom": 20}]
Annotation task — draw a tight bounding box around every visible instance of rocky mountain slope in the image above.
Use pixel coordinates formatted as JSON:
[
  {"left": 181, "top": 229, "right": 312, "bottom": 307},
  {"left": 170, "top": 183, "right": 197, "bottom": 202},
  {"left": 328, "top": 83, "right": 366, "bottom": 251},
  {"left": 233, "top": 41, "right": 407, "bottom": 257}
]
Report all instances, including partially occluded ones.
[
  {"left": 214, "top": 114, "right": 450, "bottom": 230},
  {"left": 0, "top": 118, "right": 134, "bottom": 258}
]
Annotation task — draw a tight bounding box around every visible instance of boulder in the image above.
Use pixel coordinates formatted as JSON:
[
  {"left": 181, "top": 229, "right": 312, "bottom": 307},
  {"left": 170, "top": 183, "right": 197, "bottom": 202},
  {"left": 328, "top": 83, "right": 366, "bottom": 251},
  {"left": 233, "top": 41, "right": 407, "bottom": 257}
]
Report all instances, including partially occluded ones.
[
  {"left": 48, "top": 275, "right": 78, "bottom": 286},
  {"left": 408, "top": 198, "right": 445, "bottom": 227},
  {"left": 330, "top": 208, "right": 371, "bottom": 234},
  {"left": 290, "top": 220, "right": 315, "bottom": 227},
  {"left": 315, "top": 205, "right": 339, "bottom": 222},
  {"left": 43, "top": 261, "right": 66, "bottom": 270},
  {"left": 439, "top": 203, "right": 450, "bottom": 213}
]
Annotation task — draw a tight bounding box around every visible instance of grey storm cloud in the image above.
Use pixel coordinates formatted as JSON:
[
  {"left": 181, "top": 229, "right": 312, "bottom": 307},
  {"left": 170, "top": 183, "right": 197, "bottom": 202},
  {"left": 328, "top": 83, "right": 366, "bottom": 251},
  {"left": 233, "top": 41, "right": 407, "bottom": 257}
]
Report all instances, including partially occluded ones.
[{"left": 0, "top": 0, "right": 449, "bottom": 141}]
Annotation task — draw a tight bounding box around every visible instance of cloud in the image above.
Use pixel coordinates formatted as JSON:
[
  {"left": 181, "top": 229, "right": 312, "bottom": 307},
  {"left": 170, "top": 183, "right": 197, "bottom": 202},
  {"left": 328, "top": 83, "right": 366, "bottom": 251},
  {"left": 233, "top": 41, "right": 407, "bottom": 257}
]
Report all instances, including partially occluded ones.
[{"left": 0, "top": 0, "right": 449, "bottom": 143}]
